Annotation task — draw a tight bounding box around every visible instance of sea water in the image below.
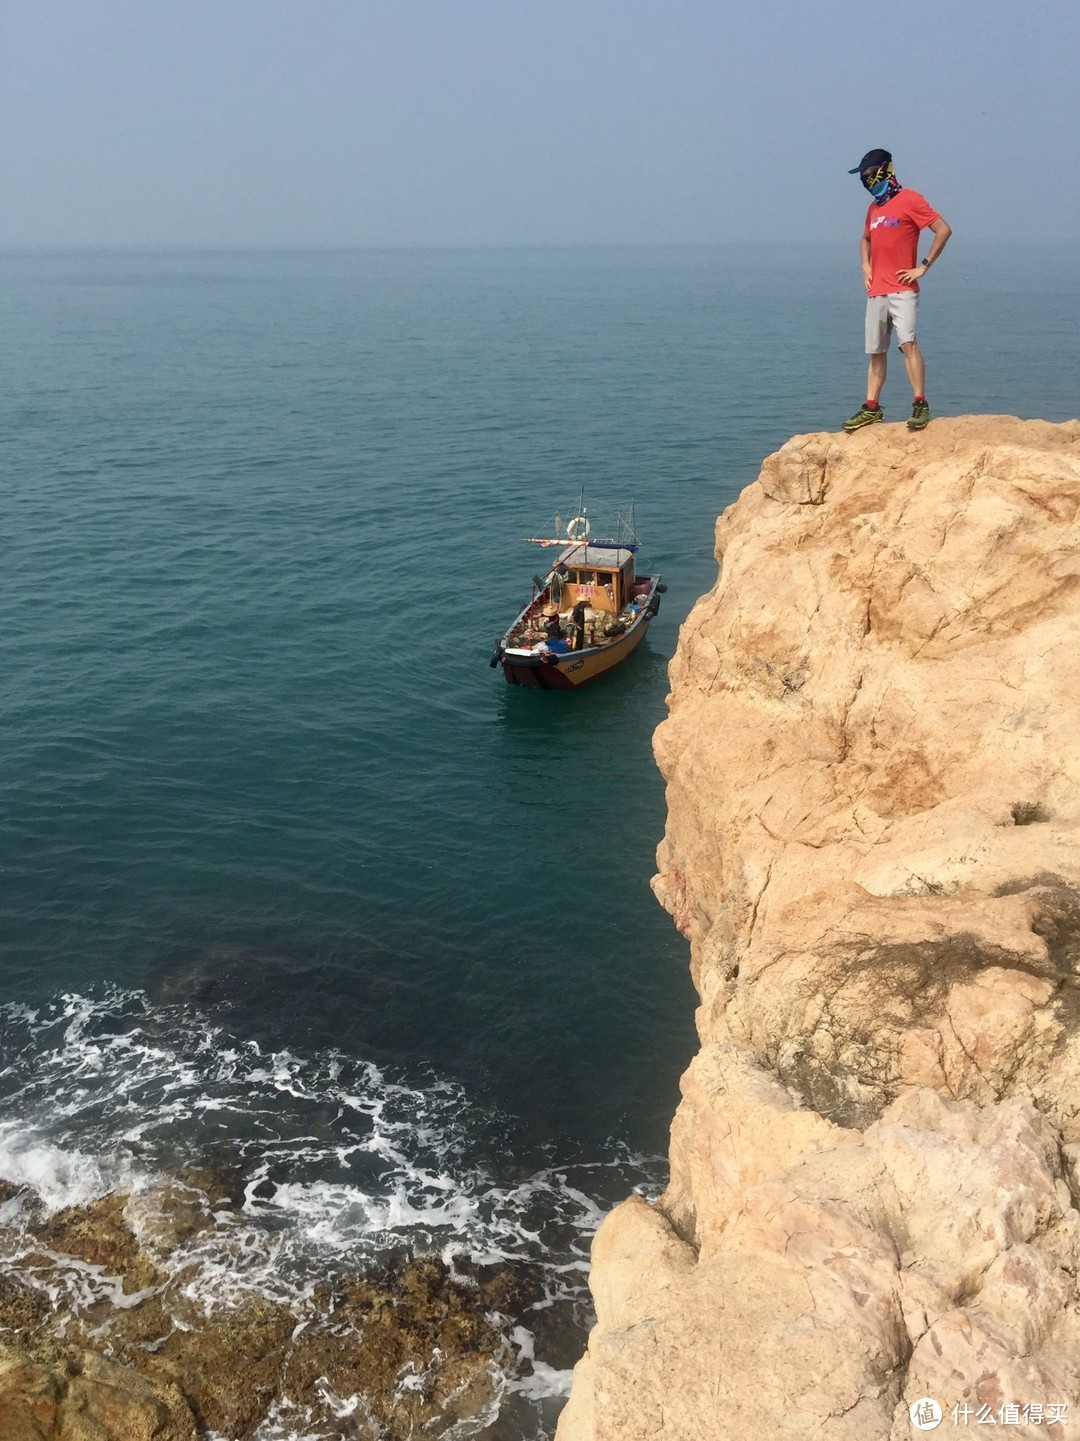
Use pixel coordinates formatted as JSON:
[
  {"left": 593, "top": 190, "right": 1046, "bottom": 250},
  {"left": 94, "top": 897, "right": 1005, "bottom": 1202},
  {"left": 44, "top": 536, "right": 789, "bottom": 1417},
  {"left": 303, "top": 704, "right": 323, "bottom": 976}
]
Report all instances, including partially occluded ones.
[{"left": 0, "top": 243, "right": 1077, "bottom": 1438}]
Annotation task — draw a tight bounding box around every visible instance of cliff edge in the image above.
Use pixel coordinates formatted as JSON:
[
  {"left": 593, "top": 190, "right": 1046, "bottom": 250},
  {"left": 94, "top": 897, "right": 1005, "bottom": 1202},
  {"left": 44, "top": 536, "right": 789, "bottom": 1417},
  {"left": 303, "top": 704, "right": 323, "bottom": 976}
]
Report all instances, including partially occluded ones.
[{"left": 558, "top": 416, "right": 1080, "bottom": 1441}]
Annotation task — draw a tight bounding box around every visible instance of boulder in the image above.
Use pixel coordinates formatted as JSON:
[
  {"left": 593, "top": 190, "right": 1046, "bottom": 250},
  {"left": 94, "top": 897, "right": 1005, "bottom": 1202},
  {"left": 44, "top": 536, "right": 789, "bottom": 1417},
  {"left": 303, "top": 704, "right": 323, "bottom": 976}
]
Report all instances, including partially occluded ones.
[{"left": 0, "top": 1341, "right": 197, "bottom": 1441}]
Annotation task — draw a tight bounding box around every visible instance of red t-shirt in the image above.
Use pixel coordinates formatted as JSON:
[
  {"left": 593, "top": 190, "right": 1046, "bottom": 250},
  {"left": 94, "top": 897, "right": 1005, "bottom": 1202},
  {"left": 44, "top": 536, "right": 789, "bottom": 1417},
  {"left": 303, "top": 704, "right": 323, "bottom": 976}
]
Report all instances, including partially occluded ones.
[{"left": 864, "top": 189, "right": 941, "bottom": 296}]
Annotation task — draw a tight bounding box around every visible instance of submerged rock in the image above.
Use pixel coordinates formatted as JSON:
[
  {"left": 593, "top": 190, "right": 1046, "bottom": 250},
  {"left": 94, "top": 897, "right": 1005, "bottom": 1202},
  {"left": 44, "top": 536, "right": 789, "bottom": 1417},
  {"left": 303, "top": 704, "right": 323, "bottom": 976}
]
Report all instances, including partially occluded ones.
[
  {"left": 560, "top": 418, "right": 1080, "bottom": 1440},
  {"left": 146, "top": 1292, "right": 296, "bottom": 1440},
  {"left": 282, "top": 1255, "right": 512, "bottom": 1439},
  {"left": 37, "top": 1193, "right": 162, "bottom": 1295},
  {"left": 0, "top": 1175, "right": 541, "bottom": 1438}
]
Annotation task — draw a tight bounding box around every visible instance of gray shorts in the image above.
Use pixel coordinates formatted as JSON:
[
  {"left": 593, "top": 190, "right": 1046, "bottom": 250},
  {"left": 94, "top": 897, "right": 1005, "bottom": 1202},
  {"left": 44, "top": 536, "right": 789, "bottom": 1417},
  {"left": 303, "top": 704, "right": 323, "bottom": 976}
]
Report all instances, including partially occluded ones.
[{"left": 865, "top": 292, "right": 918, "bottom": 353}]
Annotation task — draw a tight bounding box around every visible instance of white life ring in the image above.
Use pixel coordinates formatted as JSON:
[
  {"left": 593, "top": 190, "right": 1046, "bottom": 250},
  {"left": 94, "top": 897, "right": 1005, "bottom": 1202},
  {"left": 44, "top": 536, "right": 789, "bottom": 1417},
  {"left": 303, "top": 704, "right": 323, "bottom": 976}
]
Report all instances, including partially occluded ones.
[{"left": 566, "top": 515, "right": 590, "bottom": 541}]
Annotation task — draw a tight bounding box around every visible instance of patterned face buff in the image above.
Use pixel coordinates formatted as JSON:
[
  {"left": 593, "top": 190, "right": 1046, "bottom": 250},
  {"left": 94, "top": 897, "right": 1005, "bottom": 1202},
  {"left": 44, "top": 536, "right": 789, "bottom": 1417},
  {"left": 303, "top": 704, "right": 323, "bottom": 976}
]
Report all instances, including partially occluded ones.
[{"left": 861, "top": 161, "right": 899, "bottom": 202}]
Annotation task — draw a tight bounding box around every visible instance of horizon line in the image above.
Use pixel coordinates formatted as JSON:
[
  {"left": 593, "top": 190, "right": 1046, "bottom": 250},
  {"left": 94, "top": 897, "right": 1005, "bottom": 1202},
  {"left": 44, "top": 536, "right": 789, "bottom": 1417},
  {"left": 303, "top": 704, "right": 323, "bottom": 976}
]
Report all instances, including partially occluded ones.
[{"left": 0, "top": 237, "right": 1069, "bottom": 255}]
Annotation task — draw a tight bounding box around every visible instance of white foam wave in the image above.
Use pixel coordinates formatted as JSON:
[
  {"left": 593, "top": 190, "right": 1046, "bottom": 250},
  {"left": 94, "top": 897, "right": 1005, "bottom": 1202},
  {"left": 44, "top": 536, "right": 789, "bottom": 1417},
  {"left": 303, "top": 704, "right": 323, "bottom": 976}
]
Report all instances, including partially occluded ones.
[
  {"left": 0, "top": 1124, "right": 144, "bottom": 1214},
  {"left": 507, "top": 1326, "right": 575, "bottom": 1400}
]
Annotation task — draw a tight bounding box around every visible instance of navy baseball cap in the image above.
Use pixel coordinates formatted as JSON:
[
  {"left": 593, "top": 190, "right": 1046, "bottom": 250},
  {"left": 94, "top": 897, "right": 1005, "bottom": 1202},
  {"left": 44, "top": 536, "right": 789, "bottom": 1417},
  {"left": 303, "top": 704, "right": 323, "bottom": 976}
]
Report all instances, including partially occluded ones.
[{"left": 848, "top": 148, "right": 892, "bottom": 174}]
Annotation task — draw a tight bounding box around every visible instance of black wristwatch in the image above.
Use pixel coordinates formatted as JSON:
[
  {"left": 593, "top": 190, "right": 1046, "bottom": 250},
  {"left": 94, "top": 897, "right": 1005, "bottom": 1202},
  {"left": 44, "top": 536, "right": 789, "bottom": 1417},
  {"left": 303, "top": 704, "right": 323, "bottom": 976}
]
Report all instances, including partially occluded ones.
[{"left": 921, "top": 258, "right": 932, "bottom": 269}]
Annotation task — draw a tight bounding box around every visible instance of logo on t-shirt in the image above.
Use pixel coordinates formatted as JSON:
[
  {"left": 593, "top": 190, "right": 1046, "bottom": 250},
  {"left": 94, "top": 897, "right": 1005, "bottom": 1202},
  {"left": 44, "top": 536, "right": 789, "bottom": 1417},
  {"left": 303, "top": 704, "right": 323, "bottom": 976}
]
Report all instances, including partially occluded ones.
[{"left": 869, "top": 215, "right": 901, "bottom": 230}]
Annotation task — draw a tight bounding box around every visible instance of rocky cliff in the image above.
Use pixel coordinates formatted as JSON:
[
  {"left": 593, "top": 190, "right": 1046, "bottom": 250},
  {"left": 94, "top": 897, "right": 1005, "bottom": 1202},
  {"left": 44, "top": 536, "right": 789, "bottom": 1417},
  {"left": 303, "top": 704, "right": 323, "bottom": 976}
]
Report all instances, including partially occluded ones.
[{"left": 558, "top": 416, "right": 1080, "bottom": 1441}]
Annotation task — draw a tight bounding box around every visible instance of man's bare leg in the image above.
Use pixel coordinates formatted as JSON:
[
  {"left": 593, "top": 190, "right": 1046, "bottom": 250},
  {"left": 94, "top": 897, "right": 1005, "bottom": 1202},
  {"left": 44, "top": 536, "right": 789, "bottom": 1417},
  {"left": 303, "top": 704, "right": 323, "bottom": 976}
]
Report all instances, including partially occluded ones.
[
  {"left": 900, "top": 340, "right": 925, "bottom": 397},
  {"left": 866, "top": 351, "right": 888, "bottom": 403}
]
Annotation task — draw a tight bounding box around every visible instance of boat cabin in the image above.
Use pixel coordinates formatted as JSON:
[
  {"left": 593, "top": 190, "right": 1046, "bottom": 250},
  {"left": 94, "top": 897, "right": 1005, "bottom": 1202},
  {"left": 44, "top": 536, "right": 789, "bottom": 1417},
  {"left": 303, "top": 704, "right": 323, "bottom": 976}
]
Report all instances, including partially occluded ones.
[{"left": 555, "top": 544, "right": 636, "bottom": 615}]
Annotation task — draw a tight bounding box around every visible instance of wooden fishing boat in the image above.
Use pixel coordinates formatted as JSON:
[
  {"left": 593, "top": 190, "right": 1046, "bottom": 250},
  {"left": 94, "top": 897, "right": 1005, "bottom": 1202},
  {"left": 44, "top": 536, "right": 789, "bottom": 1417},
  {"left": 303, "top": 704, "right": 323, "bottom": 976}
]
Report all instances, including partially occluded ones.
[{"left": 490, "top": 507, "right": 666, "bottom": 689}]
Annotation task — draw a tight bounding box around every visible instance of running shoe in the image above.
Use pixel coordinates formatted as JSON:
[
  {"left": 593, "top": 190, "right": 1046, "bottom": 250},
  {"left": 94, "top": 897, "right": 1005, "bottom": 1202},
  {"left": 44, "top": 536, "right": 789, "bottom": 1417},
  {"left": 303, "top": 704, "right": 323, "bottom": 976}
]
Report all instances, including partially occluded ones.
[
  {"left": 907, "top": 400, "right": 931, "bottom": 431},
  {"left": 843, "top": 404, "right": 884, "bottom": 432}
]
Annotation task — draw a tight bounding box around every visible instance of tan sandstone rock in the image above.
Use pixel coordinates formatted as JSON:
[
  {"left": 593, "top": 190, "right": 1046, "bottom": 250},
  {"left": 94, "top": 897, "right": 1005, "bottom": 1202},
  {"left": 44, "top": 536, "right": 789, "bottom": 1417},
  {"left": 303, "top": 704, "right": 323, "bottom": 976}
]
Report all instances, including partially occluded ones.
[
  {"left": 559, "top": 418, "right": 1080, "bottom": 1441},
  {"left": 0, "top": 1340, "right": 197, "bottom": 1441}
]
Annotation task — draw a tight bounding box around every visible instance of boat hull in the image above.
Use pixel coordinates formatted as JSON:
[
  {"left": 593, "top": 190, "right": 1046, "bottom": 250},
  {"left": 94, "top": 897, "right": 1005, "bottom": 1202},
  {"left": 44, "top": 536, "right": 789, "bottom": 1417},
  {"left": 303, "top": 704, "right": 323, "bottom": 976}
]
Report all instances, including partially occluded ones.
[{"left": 500, "top": 603, "right": 653, "bottom": 689}]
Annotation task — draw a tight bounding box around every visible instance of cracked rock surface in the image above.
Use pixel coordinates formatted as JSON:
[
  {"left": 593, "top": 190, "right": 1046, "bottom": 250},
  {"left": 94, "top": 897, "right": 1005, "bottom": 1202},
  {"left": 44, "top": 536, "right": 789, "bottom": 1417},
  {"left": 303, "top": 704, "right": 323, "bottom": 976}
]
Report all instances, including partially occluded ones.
[{"left": 558, "top": 417, "right": 1080, "bottom": 1441}]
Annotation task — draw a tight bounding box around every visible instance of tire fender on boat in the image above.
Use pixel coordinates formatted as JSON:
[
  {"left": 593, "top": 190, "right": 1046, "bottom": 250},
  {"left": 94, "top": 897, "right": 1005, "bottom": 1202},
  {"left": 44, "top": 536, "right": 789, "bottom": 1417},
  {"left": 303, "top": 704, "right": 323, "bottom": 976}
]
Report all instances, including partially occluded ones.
[{"left": 489, "top": 640, "right": 505, "bottom": 668}]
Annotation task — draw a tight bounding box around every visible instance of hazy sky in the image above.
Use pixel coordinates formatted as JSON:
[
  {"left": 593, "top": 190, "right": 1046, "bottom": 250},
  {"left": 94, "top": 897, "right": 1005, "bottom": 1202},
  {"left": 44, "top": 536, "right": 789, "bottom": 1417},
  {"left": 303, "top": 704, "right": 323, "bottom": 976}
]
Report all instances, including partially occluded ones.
[{"left": 2, "top": 0, "right": 1075, "bottom": 248}]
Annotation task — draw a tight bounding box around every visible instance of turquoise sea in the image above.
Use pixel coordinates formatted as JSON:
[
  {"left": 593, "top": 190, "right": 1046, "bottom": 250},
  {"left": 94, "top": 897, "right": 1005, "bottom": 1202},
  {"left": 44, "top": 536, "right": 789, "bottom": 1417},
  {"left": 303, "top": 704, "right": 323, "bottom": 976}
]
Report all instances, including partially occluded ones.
[{"left": 1, "top": 243, "right": 1077, "bottom": 1438}]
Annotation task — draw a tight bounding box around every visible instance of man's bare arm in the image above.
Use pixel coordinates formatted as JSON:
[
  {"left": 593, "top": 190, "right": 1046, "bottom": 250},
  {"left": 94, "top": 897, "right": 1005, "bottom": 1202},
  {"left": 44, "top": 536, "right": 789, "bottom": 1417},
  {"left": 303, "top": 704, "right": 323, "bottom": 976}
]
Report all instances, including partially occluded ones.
[
  {"left": 860, "top": 234, "right": 872, "bottom": 291},
  {"left": 897, "top": 218, "right": 952, "bottom": 285}
]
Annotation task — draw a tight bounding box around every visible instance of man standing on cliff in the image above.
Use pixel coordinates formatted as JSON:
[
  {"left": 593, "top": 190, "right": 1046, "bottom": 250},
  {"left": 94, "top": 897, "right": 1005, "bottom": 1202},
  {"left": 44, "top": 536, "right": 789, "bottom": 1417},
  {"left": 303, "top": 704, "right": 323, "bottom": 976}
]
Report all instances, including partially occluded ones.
[{"left": 843, "top": 148, "right": 952, "bottom": 432}]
